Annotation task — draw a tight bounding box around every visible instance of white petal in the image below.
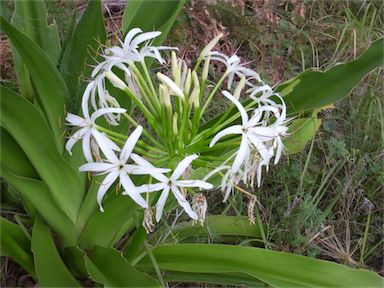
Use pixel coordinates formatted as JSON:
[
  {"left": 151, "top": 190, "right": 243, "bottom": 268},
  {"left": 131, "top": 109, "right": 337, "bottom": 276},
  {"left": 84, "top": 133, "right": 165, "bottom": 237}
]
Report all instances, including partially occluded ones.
[
  {"left": 274, "top": 137, "right": 284, "bottom": 165},
  {"left": 131, "top": 31, "right": 161, "bottom": 48},
  {"left": 90, "top": 108, "right": 126, "bottom": 122},
  {"left": 247, "top": 106, "right": 279, "bottom": 128},
  {"left": 226, "top": 72, "right": 235, "bottom": 89},
  {"left": 81, "top": 82, "right": 95, "bottom": 119},
  {"left": 65, "top": 128, "right": 88, "bottom": 154},
  {"left": 124, "top": 28, "right": 143, "bottom": 46},
  {"left": 209, "top": 125, "right": 242, "bottom": 147},
  {"left": 130, "top": 153, "right": 169, "bottom": 182},
  {"left": 97, "top": 170, "right": 119, "bottom": 212},
  {"left": 171, "top": 186, "right": 197, "bottom": 220},
  {"left": 136, "top": 183, "right": 167, "bottom": 194},
  {"left": 171, "top": 154, "right": 198, "bottom": 181},
  {"left": 120, "top": 126, "right": 143, "bottom": 163},
  {"left": 231, "top": 136, "right": 250, "bottom": 173},
  {"left": 247, "top": 133, "right": 272, "bottom": 162},
  {"left": 250, "top": 127, "right": 279, "bottom": 140},
  {"left": 92, "top": 129, "right": 119, "bottom": 163},
  {"left": 120, "top": 172, "right": 148, "bottom": 208},
  {"left": 257, "top": 163, "right": 263, "bottom": 187},
  {"left": 82, "top": 132, "right": 93, "bottom": 163},
  {"left": 79, "top": 162, "right": 114, "bottom": 172},
  {"left": 66, "top": 113, "right": 86, "bottom": 127},
  {"left": 124, "top": 164, "right": 169, "bottom": 176},
  {"left": 222, "top": 91, "right": 248, "bottom": 124},
  {"left": 175, "top": 180, "right": 213, "bottom": 190},
  {"left": 155, "top": 187, "right": 170, "bottom": 222}
]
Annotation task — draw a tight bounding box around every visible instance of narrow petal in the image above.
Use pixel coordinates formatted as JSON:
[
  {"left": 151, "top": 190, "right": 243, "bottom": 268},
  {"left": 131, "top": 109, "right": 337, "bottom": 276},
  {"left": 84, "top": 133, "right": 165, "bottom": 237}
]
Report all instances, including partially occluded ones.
[
  {"left": 247, "top": 133, "right": 272, "bottom": 162},
  {"left": 120, "top": 172, "right": 148, "bottom": 208},
  {"left": 81, "top": 82, "right": 95, "bottom": 119},
  {"left": 157, "top": 73, "right": 184, "bottom": 99},
  {"left": 171, "top": 154, "right": 198, "bottom": 181},
  {"left": 66, "top": 113, "right": 87, "bottom": 127},
  {"left": 124, "top": 28, "right": 143, "bottom": 47},
  {"left": 120, "top": 126, "right": 143, "bottom": 163},
  {"left": 65, "top": 128, "right": 88, "bottom": 154},
  {"left": 247, "top": 106, "right": 280, "bottom": 128},
  {"left": 155, "top": 187, "right": 170, "bottom": 222},
  {"left": 97, "top": 170, "right": 119, "bottom": 212},
  {"left": 231, "top": 136, "right": 250, "bottom": 173},
  {"left": 131, "top": 31, "right": 161, "bottom": 48},
  {"left": 250, "top": 127, "right": 279, "bottom": 140},
  {"left": 90, "top": 108, "right": 126, "bottom": 122},
  {"left": 222, "top": 91, "right": 249, "bottom": 124},
  {"left": 92, "top": 129, "right": 119, "bottom": 163},
  {"left": 130, "top": 153, "right": 169, "bottom": 182},
  {"left": 209, "top": 125, "right": 242, "bottom": 147},
  {"left": 274, "top": 137, "right": 284, "bottom": 165},
  {"left": 171, "top": 186, "right": 197, "bottom": 220},
  {"left": 124, "top": 164, "right": 169, "bottom": 175},
  {"left": 257, "top": 163, "right": 263, "bottom": 187},
  {"left": 79, "top": 162, "right": 114, "bottom": 173},
  {"left": 175, "top": 180, "right": 213, "bottom": 190},
  {"left": 136, "top": 183, "right": 167, "bottom": 194},
  {"left": 82, "top": 132, "right": 93, "bottom": 163}
]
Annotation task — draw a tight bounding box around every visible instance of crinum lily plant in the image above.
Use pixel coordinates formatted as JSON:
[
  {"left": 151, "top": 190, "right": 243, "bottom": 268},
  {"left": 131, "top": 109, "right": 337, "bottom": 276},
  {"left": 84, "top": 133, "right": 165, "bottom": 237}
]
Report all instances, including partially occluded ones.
[{"left": 66, "top": 29, "right": 289, "bottom": 231}]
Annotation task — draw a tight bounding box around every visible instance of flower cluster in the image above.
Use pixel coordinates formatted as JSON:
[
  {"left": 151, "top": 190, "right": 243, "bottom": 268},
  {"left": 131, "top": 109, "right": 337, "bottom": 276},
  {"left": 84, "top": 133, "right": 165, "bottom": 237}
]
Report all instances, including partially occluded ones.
[{"left": 65, "top": 28, "right": 289, "bottom": 229}]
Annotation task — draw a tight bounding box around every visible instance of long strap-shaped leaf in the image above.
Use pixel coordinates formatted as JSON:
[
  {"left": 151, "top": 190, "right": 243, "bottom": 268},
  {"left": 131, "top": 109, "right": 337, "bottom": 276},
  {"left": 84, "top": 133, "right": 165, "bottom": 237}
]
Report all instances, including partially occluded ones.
[
  {"left": 85, "top": 246, "right": 160, "bottom": 287},
  {"left": 0, "top": 217, "right": 35, "bottom": 278},
  {"left": 137, "top": 244, "right": 383, "bottom": 287},
  {"left": 0, "top": 86, "right": 84, "bottom": 223},
  {"left": 0, "top": 17, "right": 68, "bottom": 149},
  {"left": 278, "top": 38, "right": 384, "bottom": 114},
  {"left": 60, "top": 0, "right": 106, "bottom": 107},
  {"left": 31, "top": 216, "right": 80, "bottom": 287},
  {"left": 1, "top": 167, "right": 78, "bottom": 245}
]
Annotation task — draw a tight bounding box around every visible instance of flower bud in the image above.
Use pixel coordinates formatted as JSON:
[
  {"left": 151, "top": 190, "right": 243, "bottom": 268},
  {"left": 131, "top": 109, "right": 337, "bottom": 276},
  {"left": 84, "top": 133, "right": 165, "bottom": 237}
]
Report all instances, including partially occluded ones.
[
  {"left": 233, "top": 75, "right": 246, "bottom": 100},
  {"left": 159, "top": 84, "right": 172, "bottom": 110},
  {"left": 171, "top": 51, "right": 181, "bottom": 86},
  {"left": 184, "top": 69, "right": 192, "bottom": 96},
  {"left": 157, "top": 72, "right": 184, "bottom": 100},
  {"left": 202, "top": 55, "right": 210, "bottom": 82},
  {"left": 189, "top": 71, "right": 200, "bottom": 108},
  {"left": 104, "top": 71, "right": 127, "bottom": 90},
  {"left": 172, "top": 113, "right": 178, "bottom": 135}
]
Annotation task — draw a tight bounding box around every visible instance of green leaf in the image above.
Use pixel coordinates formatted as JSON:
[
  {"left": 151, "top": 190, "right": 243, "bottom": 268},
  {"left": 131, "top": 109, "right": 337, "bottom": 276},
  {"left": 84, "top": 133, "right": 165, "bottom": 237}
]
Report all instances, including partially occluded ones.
[
  {"left": 31, "top": 216, "right": 80, "bottom": 287},
  {"left": 278, "top": 38, "right": 384, "bottom": 114},
  {"left": 0, "top": 17, "right": 69, "bottom": 148},
  {"left": 1, "top": 167, "right": 78, "bottom": 245},
  {"left": 0, "top": 86, "right": 84, "bottom": 223},
  {"left": 85, "top": 246, "right": 160, "bottom": 287},
  {"left": 11, "top": 0, "right": 61, "bottom": 63},
  {"left": 150, "top": 215, "right": 261, "bottom": 243},
  {"left": 0, "top": 128, "right": 38, "bottom": 179},
  {"left": 137, "top": 244, "right": 383, "bottom": 287},
  {"left": 284, "top": 115, "right": 322, "bottom": 154},
  {"left": 122, "top": 0, "right": 185, "bottom": 38},
  {"left": 0, "top": 217, "right": 35, "bottom": 278},
  {"left": 60, "top": 0, "right": 106, "bottom": 107},
  {"left": 78, "top": 196, "right": 137, "bottom": 249}
]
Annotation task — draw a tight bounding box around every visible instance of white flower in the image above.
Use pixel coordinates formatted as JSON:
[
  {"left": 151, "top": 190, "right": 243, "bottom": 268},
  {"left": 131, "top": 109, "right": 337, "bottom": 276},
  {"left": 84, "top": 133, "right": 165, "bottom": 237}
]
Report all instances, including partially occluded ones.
[
  {"left": 79, "top": 126, "right": 170, "bottom": 211},
  {"left": 136, "top": 155, "right": 213, "bottom": 222},
  {"left": 208, "top": 52, "right": 261, "bottom": 89},
  {"left": 209, "top": 91, "right": 280, "bottom": 173},
  {"left": 66, "top": 83, "right": 126, "bottom": 162}
]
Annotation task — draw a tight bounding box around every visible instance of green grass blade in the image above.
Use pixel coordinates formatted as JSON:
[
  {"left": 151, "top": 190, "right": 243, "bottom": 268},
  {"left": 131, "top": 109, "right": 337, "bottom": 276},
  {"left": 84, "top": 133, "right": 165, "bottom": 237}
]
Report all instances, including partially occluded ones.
[
  {"left": 278, "top": 38, "right": 384, "bottom": 114},
  {"left": 137, "top": 244, "right": 383, "bottom": 287},
  {"left": 0, "top": 17, "right": 68, "bottom": 148},
  {"left": 0, "top": 86, "right": 84, "bottom": 223},
  {"left": 31, "top": 216, "right": 80, "bottom": 287},
  {"left": 85, "top": 246, "right": 160, "bottom": 287}
]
